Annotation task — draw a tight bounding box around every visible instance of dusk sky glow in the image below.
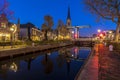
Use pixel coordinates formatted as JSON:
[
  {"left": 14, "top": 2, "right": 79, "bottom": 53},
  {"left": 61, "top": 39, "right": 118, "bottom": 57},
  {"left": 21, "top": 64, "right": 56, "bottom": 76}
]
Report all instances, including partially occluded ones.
[{"left": 8, "top": 0, "right": 116, "bottom": 36}]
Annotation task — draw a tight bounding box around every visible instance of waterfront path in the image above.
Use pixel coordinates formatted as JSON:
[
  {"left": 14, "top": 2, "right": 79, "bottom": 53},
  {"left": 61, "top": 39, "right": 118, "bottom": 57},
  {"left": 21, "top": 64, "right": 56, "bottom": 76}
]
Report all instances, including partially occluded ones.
[
  {"left": 76, "top": 44, "right": 120, "bottom": 80},
  {"left": 0, "top": 43, "right": 72, "bottom": 58},
  {"left": 98, "top": 44, "right": 120, "bottom": 80},
  {"left": 76, "top": 44, "right": 99, "bottom": 80}
]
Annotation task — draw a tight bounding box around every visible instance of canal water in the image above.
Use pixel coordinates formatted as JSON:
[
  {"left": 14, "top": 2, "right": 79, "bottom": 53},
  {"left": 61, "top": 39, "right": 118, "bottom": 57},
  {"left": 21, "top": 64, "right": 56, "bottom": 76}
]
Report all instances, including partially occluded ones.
[{"left": 0, "top": 46, "right": 91, "bottom": 80}]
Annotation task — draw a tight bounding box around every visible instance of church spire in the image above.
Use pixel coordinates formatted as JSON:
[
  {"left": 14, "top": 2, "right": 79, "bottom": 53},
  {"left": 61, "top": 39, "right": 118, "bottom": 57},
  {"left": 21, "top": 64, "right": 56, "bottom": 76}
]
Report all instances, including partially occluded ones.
[
  {"left": 67, "top": 6, "right": 71, "bottom": 20},
  {"left": 66, "top": 6, "right": 71, "bottom": 27}
]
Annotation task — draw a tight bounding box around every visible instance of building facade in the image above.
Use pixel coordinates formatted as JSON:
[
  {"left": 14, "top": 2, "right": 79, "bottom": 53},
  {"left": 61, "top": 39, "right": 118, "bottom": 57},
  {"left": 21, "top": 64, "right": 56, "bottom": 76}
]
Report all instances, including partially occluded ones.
[
  {"left": 20, "top": 23, "right": 43, "bottom": 41},
  {"left": 0, "top": 13, "right": 20, "bottom": 42}
]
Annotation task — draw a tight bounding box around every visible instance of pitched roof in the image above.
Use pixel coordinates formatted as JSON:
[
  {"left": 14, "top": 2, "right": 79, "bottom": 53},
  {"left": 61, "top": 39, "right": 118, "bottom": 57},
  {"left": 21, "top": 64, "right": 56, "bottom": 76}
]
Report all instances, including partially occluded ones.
[{"left": 20, "top": 22, "right": 36, "bottom": 28}]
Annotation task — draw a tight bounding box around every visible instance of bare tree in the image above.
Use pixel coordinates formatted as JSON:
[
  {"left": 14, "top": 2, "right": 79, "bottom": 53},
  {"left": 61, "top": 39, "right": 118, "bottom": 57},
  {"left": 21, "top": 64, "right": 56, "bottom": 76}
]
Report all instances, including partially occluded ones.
[
  {"left": 41, "top": 15, "right": 54, "bottom": 40},
  {"left": 84, "top": 0, "right": 120, "bottom": 42},
  {"left": 56, "top": 20, "right": 64, "bottom": 36},
  {"left": 0, "top": 0, "right": 14, "bottom": 19},
  {"left": 56, "top": 20, "right": 69, "bottom": 39}
]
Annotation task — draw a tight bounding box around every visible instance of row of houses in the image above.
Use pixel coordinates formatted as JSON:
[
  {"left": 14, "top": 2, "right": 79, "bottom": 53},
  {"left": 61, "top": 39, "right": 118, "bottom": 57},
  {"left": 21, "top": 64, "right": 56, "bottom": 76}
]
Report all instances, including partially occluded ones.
[
  {"left": 0, "top": 7, "right": 73, "bottom": 42},
  {"left": 93, "top": 30, "right": 120, "bottom": 41},
  {"left": 20, "top": 23, "right": 44, "bottom": 41},
  {"left": 0, "top": 13, "right": 46, "bottom": 42},
  {"left": 0, "top": 14, "right": 19, "bottom": 41},
  {"left": 0, "top": 13, "right": 72, "bottom": 42}
]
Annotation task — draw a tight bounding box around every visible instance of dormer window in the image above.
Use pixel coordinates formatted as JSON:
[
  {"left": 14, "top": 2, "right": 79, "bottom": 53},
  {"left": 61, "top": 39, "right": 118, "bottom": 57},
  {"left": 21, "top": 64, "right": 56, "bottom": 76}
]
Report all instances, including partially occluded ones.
[{"left": 1, "top": 23, "right": 6, "bottom": 28}]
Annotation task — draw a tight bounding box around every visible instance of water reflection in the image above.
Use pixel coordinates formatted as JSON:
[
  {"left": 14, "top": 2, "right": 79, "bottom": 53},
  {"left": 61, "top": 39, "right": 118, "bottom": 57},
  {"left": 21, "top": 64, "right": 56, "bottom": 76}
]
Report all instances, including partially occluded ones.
[
  {"left": 9, "top": 62, "right": 18, "bottom": 72},
  {"left": 25, "top": 58, "right": 34, "bottom": 71},
  {"left": 58, "top": 47, "right": 80, "bottom": 62},
  {"left": 41, "top": 54, "right": 53, "bottom": 74},
  {"left": 0, "top": 60, "right": 20, "bottom": 80},
  {"left": 0, "top": 46, "right": 91, "bottom": 80},
  {"left": 57, "top": 47, "right": 82, "bottom": 74}
]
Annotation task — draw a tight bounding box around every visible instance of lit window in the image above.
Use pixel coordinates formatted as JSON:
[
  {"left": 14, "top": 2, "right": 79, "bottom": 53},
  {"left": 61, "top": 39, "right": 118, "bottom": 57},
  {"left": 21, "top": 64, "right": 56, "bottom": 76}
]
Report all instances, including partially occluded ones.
[{"left": 1, "top": 23, "right": 6, "bottom": 28}]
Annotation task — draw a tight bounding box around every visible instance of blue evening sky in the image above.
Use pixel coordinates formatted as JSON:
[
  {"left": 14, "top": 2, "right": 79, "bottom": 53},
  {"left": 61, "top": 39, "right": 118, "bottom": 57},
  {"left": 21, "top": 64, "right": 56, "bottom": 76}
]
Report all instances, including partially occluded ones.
[{"left": 8, "top": 0, "right": 116, "bottom": 36}]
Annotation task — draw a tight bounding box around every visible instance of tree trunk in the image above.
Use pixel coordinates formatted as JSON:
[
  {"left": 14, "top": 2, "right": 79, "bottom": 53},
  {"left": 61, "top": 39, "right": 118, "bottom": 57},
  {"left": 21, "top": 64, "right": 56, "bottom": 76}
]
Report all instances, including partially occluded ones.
[
  {"left": 45, "top": 30, "right": 48, "bottom": 40},
  {"left": 28, "top": 26, "right": 31, "bottom": 41},
  {"left": 114, "top": 23, "right": 120, "bottom": 42}
]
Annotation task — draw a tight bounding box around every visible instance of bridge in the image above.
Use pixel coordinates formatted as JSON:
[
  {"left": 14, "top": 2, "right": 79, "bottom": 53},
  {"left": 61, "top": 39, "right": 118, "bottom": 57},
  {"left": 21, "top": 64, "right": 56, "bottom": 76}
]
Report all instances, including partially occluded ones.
[
  {"left": 67, "top": 57, "right": 86, "bottom": 62},
  {"left": 74, "top": 37, "right": 95, "bottom": 41},
  {"left": 67, "top": 25, "right": 91, "bottom": 39},
  {"left": 73, "top": 37, "right": 96, "bottom": 47}
]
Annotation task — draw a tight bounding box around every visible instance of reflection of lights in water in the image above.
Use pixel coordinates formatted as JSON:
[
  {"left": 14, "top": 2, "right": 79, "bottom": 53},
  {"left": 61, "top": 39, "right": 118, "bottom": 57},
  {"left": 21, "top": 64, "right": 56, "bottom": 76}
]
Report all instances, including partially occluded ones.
[
  {"left": 73, "top": 47, "right": 79, "bottom": 58},
  {"left": 74, "top": 47, "right": 78, "bottom": 54},
  {"left": 47, "top": 53, "right": 51, "bottom": 55},
  {"left": 9, "top": 62, "right": 18, "bottom": 72},
  {"left": 72, "top": 54, "right": 74, "bottom": 57},
  {"left": 1, "top": 64, "right": 7, "bottom": 69},
  {"left": 67, "top": 59, "right": 70, "bottom": 63}
]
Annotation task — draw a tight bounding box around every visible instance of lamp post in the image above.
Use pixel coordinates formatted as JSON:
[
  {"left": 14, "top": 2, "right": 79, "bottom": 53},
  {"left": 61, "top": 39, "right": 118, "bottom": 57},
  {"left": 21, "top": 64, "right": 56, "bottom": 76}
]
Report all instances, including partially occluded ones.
[
  {"left": 10, "top": 24, "right": 17, "bottom": 48},
  {"left": 97, "top": 29, "right": 103, "bottom": 43},
  {"left": 71, "top": 30, "right": 74, "bottom": 40},
  {"left": 10, "top": 27, "right": 14, "bottom": 48}
]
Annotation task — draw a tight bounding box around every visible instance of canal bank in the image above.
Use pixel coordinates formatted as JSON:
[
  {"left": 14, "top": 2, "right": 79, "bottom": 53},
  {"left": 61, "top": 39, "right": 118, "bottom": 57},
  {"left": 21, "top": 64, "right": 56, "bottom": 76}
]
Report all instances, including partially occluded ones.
[
  {"left": 0, "top": 44, "right": 91, "bottom": 80},
  {"left": 75, "top": 44, "right": 98, "bottom": 80},
  {"left": 75, "top": 43, "right": 120, "bottom": 80},
  {"left": 0, "top": 43, "right": 73, "bottom": 59}
]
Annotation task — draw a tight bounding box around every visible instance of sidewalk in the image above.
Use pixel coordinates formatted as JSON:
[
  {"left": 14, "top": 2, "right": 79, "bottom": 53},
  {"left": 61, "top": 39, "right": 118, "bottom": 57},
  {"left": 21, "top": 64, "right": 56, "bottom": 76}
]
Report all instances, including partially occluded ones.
[
  {"left": 0, "top": 45, "right": 27, "bottom": 51},
  {"left": 76, "top": 43, "right": 120, "bottom": 80},
  {"left": 98, "top": 44, "right": 120, "bottom": 80},
  {"left": 76, "top": 44, "right": 99, "bottom": 80}
]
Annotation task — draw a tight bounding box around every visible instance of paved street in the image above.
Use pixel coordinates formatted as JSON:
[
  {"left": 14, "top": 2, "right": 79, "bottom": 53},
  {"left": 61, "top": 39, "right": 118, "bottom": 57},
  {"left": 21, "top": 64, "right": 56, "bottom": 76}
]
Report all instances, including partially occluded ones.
[
  {"left": 98, "top": 44, "right": 120, "bottom": 80},
  {"left": 76, "top": 43, "right": 120, "bottom": 80}
]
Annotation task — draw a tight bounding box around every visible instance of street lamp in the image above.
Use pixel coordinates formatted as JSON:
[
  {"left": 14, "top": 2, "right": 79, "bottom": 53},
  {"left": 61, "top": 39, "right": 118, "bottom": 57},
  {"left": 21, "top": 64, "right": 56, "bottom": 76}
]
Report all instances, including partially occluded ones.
[
  {"left": 71, "top": 31, "right": 75, "bottom": 39},
  {"left": 97, "top": 29, "right": 101, "bottom": 33},
  {"left": 97, "top": 29, "right": 101, "bottom": 42},
  {"left": 10, "top": 24, "right": 17, "bottom": 48}
]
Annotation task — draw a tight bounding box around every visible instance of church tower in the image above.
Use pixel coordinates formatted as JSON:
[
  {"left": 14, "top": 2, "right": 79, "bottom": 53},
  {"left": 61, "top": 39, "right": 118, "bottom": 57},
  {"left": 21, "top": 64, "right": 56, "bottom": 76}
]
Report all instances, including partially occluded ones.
[{"left": 66, "top": 6, "right": 71, "bottom": 27}]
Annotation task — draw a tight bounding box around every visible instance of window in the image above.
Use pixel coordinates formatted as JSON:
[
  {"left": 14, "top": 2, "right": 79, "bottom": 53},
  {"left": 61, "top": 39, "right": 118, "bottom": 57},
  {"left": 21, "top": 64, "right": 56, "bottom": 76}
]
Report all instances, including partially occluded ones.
[{"left": 1, "top": 23, "right": 6, "bottom": 28}]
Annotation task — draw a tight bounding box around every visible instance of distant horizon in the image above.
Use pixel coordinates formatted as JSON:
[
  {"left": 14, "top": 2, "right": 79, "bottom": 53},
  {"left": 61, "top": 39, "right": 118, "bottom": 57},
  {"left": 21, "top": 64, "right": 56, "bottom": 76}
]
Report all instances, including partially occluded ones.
[{"left": 7, "top": 0, "right": 116, "bottom": 36}]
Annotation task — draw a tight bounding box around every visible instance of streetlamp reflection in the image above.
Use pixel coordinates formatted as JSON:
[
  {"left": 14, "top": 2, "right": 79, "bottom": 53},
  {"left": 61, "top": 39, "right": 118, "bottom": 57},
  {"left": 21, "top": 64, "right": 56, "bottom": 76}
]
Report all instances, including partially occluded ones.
[
  {"left": 9, "top": 62, "right": 18, "bottom": 72},
  {"left": 41, "top": 54, "right": 53, "bottom": 74}
]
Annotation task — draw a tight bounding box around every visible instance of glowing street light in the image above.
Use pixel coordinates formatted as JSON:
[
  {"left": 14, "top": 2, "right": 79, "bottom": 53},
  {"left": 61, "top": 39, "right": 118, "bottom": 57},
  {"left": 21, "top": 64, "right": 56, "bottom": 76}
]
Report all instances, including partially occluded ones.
[
  {"left": 97, "top": 29, "right": 101, "bottom": 33},
  {"left": 71, "top": 31, "right": 74, "bottom": 34},
  {"left": 10, "top": 27, "right": 14, "bottom": 31},
  {"left": 109, "top": 31, "right": 112, "bottom": 34},
  {"left": 100, "top": 33, "right": 103, "bottom": 37}
]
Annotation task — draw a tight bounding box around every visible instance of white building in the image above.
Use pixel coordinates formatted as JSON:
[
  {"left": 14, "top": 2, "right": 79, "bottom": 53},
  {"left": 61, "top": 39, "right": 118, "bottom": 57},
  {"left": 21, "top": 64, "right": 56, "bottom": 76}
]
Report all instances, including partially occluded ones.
[{"left": 20, "top": 23, "right": 43, "bottom": 41}]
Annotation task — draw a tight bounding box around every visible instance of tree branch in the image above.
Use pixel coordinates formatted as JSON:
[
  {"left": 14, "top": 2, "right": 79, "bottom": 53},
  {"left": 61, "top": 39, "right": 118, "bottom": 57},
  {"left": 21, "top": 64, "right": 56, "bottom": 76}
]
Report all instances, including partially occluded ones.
[{"left": 88, "top": 2, "right": 117, "bottom": 23}]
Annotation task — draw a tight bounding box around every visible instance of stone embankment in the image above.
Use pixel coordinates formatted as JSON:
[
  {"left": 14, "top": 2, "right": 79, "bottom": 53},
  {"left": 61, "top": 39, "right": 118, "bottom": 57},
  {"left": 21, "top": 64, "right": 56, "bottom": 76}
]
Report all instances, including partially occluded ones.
[
  {"left": 75, "top": 44, "right": 98, "bottom": 80},
  {"left": 0, "top": 43, "right": 72, "bottom": 58}
]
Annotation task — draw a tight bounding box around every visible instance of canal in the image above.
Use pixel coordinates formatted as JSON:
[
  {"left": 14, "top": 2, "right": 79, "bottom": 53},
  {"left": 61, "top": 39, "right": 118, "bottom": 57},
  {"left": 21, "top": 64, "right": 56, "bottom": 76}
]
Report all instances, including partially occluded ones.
[{"left": 0, "top": 46, "right": 91, "bottom": 80}]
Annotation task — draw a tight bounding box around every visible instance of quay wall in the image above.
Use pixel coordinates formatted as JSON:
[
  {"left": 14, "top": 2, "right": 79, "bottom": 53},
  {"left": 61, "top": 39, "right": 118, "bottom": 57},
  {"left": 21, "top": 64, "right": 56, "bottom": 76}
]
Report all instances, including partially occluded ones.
[{"left": 0, "top": 43, "right": 72, "bottom": 58}]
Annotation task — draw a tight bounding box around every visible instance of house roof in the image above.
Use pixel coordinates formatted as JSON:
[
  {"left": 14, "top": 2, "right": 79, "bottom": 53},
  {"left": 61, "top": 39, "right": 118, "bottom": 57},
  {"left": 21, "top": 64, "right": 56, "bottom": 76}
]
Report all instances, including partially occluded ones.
[{"left": 20, "top": 22, "right": 36, "bottom": 29}]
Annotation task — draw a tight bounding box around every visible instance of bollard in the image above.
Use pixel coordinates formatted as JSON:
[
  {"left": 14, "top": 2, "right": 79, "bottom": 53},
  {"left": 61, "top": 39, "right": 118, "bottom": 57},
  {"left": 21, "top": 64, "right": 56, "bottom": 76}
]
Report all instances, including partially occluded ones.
[{"left": 109, "top": 45, "right": 113, "bottom": 51}]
